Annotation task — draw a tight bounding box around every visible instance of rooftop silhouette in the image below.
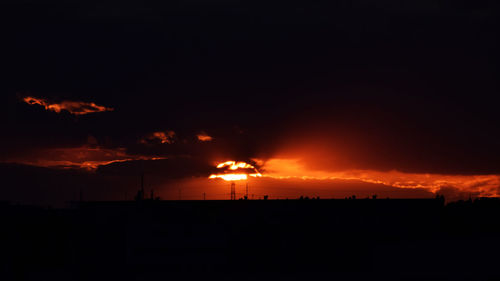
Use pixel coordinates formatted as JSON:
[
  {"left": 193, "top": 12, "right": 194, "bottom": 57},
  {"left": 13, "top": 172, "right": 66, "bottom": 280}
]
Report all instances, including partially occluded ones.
[{"left": 2, "top": 197, "right": 500, "bottom": 280}]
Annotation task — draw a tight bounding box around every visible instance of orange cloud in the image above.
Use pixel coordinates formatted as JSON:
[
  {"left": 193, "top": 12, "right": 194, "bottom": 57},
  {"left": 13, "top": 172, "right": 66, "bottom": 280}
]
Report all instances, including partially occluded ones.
[
  {"left": 256, "top": 158, "right": 500, "bottom": 198},
  {"left": 23, "top": 96, "right": 114, "bottom": 115},
  {"left": 140, "top": 131, "right": 176, "bottom": 144},
  {"left": 197, "top": 132, "right": 213, "bottom": 142},
  {"left": 4, "top": 146, "right": 165, "bottom": 170}
]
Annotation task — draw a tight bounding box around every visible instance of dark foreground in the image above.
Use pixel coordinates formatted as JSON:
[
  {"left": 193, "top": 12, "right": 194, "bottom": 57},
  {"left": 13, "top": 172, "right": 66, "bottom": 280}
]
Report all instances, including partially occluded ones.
[{"left": 1, "top": 198, "right": 500, "bottom": 280}]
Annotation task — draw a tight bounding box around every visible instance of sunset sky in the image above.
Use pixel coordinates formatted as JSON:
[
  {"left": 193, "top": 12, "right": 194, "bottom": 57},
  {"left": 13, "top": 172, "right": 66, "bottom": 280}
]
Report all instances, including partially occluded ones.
[{"left": 2, "top": 0, "right": 498, "bottom": 206}]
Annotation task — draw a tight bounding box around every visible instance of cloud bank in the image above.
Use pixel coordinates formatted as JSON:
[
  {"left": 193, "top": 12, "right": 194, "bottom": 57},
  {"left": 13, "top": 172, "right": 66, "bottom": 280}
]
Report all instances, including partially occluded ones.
[{"left": 2, "top": 146, "right": 165, "bottom": 170}]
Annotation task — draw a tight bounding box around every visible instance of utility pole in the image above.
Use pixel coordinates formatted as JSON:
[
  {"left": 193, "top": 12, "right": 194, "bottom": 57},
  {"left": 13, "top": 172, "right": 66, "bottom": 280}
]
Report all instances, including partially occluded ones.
[
  {"left": 178, "top": 188, "right": 181, "bottom": 200},
  {"left": 246, "top": 182, "right": 248, "bottom": 199},
  {"left": 203, "top": 192, "right": 206, "bottom": 200}
]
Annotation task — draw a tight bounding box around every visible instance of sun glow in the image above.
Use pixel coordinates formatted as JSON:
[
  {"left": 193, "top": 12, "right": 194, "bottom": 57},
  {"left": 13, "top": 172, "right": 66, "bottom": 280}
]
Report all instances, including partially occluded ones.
[
  {"left": 209, "top": 161, "right": 262, "bottom": 181},
  {"left": 255, "top": 157, "right": 500, "bottom": 198}
]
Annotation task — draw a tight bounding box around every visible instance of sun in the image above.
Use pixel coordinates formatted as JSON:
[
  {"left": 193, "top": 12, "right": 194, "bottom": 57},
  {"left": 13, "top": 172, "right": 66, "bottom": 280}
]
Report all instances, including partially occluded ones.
[{"left": 208, "top": 161, "right": 262, "bottom": 181}]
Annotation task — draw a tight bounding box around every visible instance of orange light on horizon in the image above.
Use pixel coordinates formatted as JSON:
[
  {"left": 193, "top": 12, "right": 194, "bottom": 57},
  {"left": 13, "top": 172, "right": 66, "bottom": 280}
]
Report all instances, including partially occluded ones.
[
  {"left": 209, "top": 160, "right": 262, "bottom": 181},
  {"left": 255, "top": 157, "right": 500, "bottom": 198}
]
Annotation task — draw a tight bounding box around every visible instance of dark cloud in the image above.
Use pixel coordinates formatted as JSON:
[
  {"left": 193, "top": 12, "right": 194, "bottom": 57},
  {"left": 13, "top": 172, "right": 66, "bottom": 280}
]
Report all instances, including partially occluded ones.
[{"left": 139, "top": 131, "right": 176, "bottom": 145}]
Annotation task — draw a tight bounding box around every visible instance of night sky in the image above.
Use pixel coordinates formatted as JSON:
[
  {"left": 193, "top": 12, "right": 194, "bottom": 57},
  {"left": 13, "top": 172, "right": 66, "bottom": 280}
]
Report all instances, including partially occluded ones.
[{"left": 1, "top": 0, "right": 499, "bottom": 206}]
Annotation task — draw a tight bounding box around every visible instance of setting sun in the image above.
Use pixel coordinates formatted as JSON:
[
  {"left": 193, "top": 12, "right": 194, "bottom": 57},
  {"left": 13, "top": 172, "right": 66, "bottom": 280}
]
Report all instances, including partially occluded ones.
[{"left": 209, "top": 161, "right": 262, "bottom": 181}]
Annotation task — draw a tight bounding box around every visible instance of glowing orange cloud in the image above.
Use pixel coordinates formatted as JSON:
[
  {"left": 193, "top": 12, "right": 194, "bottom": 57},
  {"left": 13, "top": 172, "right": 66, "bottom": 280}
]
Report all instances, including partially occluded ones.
[
  {"left": 256, "top": 158, "right": 500, "bottom": 198},
  {"left": 209, "top": 161, "right": 262, "bottom": 181},
  {"left": 197, "top": 132, "right": 213, "bottom": 142},
  {"left": 4, "top": 146, "right": 165, "bottom": 171},
  {"left": 140, "top": 131, "right": 176, "bottom": 144},
  {"left": 23, "top": 96, "right": 113, "bottom": 115}
]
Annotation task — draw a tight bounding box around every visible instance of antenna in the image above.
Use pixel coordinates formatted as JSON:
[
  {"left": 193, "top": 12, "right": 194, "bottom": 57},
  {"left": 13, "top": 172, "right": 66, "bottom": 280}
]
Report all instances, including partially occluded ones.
[
  {"left": 140, "top": 173, "right": 145, "bottom": 200},
  {"left": 141, "top": 173, "right": 144, "bottom": 192},
  {"left": 139, "top": 160, "right": 145, "bottom": 200}
]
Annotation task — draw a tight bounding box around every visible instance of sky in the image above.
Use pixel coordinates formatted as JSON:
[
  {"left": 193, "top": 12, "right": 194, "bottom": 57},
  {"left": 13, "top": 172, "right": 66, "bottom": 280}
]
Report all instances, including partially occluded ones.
[{"left": 1, "top": 0, "right": 499, "bottom": 206}]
